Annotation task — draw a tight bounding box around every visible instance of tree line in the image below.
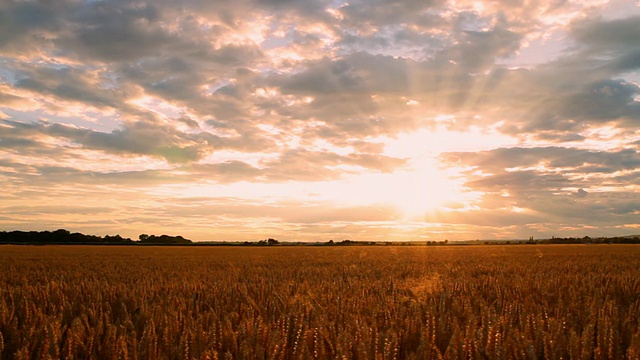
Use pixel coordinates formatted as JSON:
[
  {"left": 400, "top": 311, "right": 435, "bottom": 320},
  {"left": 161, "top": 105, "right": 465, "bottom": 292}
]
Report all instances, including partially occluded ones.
[
  {"left": 0, "top": 229, "right": 192, "bottom": 245},
  {"left": 1, "top": 229, "right": 638, "bottom": 246}
]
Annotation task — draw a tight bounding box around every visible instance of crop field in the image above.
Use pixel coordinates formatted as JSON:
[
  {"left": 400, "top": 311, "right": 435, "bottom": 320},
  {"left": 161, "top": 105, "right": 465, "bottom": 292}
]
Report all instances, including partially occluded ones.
[{"left": 0, "top": 245, "right": 639, "bottom": 359}]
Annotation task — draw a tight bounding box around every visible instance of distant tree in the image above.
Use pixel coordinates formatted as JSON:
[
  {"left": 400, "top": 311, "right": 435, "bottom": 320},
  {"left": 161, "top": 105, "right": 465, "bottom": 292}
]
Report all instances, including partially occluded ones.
[
  {"left": 103, "top": 234, "right": 132, "bottom": 243},
  {"left": 340, "top": 240, "right": 356, "bottom": 246},
  {"left": 52, "top": 229, "right": 71, "bottom": 242},
  {"left": 139, "top": 234, "right": 149, "bottom": 241},
  {"left": 139, "top": 234, "right": 192, "bottom": 244}
]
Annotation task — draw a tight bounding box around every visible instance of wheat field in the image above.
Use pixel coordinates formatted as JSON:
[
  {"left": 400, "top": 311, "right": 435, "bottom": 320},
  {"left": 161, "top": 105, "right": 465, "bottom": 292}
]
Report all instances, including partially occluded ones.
[{"left": 0, "top": 245, "right": 639, "bottom": 359}]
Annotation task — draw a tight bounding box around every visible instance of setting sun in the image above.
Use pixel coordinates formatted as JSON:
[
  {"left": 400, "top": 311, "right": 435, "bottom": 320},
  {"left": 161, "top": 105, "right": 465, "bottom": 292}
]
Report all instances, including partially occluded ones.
[{"left": 327, "top": 157, "right": 465, "bottom": 219}]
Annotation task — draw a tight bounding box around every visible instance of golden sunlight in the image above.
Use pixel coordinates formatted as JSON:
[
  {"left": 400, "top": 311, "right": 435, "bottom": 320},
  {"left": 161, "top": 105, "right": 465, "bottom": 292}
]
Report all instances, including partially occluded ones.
[
  {"left": 383, "top": 159, "right": 465, "bottom": 217},
  {"left": 325, "top": 156, "right": 468, "bottom": 219}
]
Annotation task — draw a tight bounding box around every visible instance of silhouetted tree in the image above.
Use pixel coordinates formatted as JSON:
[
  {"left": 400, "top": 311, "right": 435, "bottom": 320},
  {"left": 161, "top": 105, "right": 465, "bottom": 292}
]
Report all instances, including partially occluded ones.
[{"left": 139, "top": 234, "right": 192, "bottom": 244}]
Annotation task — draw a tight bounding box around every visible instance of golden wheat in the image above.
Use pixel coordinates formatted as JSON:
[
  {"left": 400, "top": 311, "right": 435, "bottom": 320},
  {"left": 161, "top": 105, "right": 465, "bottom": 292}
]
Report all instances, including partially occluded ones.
[{"left": 0, "top": 245, "right": 639, "bottom": 359}]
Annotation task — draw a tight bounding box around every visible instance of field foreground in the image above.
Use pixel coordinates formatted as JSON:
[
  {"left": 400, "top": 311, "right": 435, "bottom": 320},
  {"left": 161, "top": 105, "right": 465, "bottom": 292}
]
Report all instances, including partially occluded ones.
[{"left": 0, "top": 245, "right": 639, "bottom": 359}]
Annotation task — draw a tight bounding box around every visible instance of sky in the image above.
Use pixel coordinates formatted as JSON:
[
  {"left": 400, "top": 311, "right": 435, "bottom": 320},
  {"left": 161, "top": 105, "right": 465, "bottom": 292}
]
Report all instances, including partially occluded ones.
[{"left": 1, "top": 0, "right": 639, "bottom": 242}]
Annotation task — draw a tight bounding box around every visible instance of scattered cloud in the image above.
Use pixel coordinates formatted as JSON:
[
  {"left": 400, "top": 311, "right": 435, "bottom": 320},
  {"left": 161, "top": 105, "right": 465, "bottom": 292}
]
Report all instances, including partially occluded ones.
[{"left": 1, "top": 0, "right": 639, "bottom": 240}]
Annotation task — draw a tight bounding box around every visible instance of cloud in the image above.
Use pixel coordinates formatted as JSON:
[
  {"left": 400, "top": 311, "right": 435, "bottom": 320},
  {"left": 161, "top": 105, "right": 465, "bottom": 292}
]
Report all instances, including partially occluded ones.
[
  {"left": 338, "top": 0, "right": 443, "bottom": 29},
  {"left": 280, "top": 204, "right": 403, "bottom": 223},
  {"left": 575, "top": 188, "right": 589, "bottom": 198},
  {"left": 444, "top": 147, "right": 640, "bottom": 175},
  {"left": 1, "top": 0, "right": 639, "bottom": 240},
  {"left": 540, "top": 79, "right": 640, "bottom": 127},
  {"left": 260, "top": 149, "right": 406, "bottom": 179},
  {"left": 176, "top": 116, "right": 200, "bottom": 128},
  {"left": 3, "top": 0, "right": 629, "bottom": 146},
  {"left": 2, "top": 116, "right": 406, "bottom": 185},
  {"left": 572, "top": 15, "right": 640, "bottom": 55},
  {"left": 185, "top": 161, "right": 263, "bottom": 183},
  {"left": 187, "top": 149, "right": 407, "bottom": 183},
  {"left": 13, "top": 64, "right": 126, "bottom": 109},
  {"left": 439, "top": 146, "right": 640, "bottom": 227},
  {"left": 1, "top": 119, "right": 215, "bottom": 163},
  {"left": 59, "top": 1, "right": 169, "bottom": 62},
  {"left": 0, "top": 1, "right": 72, "bottom": 56}
]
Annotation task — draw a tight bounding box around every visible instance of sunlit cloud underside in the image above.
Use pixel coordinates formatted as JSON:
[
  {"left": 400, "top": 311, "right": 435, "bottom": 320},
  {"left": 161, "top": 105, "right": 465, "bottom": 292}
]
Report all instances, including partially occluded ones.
[{"left": 1, "top": 0, "right": 639, "bottom": 241}]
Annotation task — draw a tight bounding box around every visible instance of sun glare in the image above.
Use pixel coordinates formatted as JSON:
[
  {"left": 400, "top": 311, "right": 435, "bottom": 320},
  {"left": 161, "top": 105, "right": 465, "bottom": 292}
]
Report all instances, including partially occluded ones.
[
  {"left": 384, "top": 162, "right": 464, "bottom": 217},
  {"left": 325, "top": 155, "right": 466, "bottom": 219}
]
